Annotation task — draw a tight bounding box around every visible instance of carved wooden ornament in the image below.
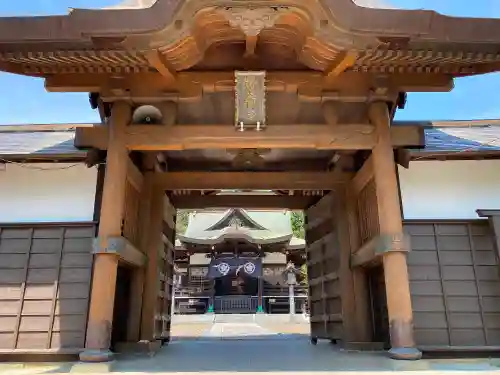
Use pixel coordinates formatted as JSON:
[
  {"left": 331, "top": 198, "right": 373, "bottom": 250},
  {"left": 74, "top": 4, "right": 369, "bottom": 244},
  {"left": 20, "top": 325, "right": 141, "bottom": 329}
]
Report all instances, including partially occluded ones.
[{"left": 219, "top": 7, "right": 287, "bottom": 36}]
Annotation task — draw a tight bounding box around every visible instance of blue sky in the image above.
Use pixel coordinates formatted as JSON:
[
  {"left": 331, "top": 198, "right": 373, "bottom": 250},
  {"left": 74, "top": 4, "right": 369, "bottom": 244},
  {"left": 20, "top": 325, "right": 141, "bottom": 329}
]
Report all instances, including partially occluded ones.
[{"left": 0, "top": 0, "right": 498, "bottom": 124}]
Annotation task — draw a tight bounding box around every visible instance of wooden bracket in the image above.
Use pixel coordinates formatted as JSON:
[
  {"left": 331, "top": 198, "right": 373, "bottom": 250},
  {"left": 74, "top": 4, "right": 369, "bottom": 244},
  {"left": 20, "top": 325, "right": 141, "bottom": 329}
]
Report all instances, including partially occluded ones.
[
  {"left": 325, "top": 51, "right": 358, "bottom": 84},
  {"left": 92, "top": 236, "right": 146, "bottom": 267},
  {"left": 350, "top": 233, "right": 410, "bottom": 268},
  {"left": 145, "top": 50, "right": 176, "bottom": 80}
]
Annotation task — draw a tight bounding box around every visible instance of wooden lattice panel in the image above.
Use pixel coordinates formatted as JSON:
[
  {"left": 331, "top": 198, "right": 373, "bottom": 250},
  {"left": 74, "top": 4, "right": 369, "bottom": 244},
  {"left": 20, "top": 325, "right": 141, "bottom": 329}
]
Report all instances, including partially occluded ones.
[{"left": 0, "top": 224, "right": 94, "bottom": 351}]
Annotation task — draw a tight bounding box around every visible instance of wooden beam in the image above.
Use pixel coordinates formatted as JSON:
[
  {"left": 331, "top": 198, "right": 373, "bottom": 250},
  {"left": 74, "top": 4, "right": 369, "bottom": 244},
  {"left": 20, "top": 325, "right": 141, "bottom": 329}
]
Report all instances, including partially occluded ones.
[
  {"left": 92, "top": 236, "right": 146, "bottom": 267},
  {"left": 126, "top": 158, "right": 144, "bottom": 192},
  {"left": 351, "top": 155, "right": 374, "bottom": 194},
  {"left": 44, "top": 71, "right": 455, "bottom": 94},
  {"left": 167, "top": 159, "right": 331, "bottom": 172},
  {"left": 75, "top": 124, "right": 424, "bottom": 151},
  {"left": 75, "top": 125, "right": 108, "bottom": 149},
  {"left": 154, "top": 172, "right": 350, "bottom": 190},
  {"left": 171, "top": 194, "right": 316, "bottom": 209}
]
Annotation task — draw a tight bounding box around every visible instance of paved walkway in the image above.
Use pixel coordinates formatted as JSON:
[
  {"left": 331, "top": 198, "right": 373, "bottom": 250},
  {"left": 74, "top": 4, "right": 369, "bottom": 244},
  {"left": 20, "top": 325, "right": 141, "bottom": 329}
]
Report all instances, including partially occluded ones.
[{"left": 1, "top": 321, "right": 500, "bottom": 374}]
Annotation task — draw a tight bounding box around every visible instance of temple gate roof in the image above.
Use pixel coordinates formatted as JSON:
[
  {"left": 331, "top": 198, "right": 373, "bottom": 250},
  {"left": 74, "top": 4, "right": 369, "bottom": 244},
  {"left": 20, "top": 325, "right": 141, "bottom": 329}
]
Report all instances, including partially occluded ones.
[{"left": 0, "top": 0, "right": 500, "bottom": 77}]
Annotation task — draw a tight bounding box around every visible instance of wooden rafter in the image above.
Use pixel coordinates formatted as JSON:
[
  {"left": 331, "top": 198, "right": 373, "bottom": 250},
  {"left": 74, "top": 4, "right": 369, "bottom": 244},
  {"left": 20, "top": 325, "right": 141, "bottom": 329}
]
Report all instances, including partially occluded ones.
[
  {"left": 153, "top": 172, "right": 350, "bottom": 190},
  {"left": 75, "top": 124, "right": 424, "bottom": 151}
]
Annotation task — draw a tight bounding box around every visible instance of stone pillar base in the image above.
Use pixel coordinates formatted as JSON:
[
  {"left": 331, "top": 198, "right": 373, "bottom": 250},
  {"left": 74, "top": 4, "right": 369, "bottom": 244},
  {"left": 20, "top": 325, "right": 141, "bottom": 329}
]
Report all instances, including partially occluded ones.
[
  {"left": 388, "top": 347, "right": 422, "bottom": 361},
  {"left": 79, "top": 349, "right": 114, "bottom": 363}
]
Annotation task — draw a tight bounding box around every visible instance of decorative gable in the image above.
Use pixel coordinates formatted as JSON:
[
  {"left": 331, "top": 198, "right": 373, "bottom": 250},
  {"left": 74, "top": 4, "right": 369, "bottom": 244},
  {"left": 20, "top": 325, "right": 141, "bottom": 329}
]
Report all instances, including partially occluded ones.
[{"left": 206, "top": 209, "right": 267, "bottom": 231}]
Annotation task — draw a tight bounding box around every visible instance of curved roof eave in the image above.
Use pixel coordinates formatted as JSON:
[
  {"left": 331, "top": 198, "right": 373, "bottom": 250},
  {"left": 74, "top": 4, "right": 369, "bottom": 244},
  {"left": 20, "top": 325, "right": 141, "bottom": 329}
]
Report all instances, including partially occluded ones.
[
  {"left": 0, "top": 0, "right": 499, "bottom": 46},
  {"left": 177, "top": 232, "right": 293, "bottom": 246}
]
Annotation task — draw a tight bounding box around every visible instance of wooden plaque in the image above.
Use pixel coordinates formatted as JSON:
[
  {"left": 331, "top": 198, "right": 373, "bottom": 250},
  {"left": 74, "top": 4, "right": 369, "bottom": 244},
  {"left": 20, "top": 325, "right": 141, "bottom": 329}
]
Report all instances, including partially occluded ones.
[{"left": 235, "top": 71, "right": 266, "bottom": 128}]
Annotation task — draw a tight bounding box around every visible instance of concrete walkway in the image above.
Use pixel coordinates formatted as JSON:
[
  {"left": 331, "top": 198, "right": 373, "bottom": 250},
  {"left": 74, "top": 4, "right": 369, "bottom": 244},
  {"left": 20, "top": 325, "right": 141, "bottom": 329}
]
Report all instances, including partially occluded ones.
[{"left": 1, "top": 319, "right": 500, "bottom": 374}]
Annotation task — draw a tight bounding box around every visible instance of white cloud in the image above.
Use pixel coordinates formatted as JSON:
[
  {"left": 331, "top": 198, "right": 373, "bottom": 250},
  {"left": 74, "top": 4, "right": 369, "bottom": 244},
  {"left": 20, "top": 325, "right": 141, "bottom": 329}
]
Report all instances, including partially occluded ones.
[
  {"left": 105, "top": 0, "right": 156, "bottom": 9},
  {"left": 353, "top": 0, "right": 395, "bottom": 9}
]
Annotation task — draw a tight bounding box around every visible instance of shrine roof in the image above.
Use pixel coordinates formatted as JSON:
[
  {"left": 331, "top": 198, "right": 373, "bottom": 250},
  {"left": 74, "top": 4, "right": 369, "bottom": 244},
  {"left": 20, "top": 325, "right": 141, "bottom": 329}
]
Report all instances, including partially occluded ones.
[
  {"left": 177, "top": 208, "right": 303, "bottom": 246},
  {"left": 0, "top": 0, "right": 500, "bottom": 77},
  {"left": 0, "top": 0, "right": 495, "bottom": 44},
  {"left": 0, "top": 120, "right": 499, "bottom": 160}
]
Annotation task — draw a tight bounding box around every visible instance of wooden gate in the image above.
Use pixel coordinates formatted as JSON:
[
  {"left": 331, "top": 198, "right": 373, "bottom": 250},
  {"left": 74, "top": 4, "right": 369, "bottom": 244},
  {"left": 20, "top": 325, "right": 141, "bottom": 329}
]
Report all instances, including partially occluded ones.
[
  {"left": 305, "top": 189, "right": 357, "bottom": 344},
  {"left": 154, "top": 196, "right": 176, "bottom": 343}
]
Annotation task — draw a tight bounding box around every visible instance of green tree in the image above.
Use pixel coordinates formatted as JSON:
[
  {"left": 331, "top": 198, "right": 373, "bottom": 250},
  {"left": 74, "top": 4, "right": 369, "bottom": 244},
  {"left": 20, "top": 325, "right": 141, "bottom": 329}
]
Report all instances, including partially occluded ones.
[
  {"left": 290, "top": 210, "right": 305, "bottom": 239},
  {"left": 300, "top": 263, "right": 308, "bottom": 286},
  {"left": 176, "top": 210, "right": 190, "bottom": 235}
]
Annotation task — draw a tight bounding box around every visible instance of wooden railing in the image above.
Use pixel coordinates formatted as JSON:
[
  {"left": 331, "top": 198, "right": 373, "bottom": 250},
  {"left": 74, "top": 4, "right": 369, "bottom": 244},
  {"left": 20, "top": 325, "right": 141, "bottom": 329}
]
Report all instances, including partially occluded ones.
[{"left": 214, "top": 296, "right": 259, "bottom": 314}]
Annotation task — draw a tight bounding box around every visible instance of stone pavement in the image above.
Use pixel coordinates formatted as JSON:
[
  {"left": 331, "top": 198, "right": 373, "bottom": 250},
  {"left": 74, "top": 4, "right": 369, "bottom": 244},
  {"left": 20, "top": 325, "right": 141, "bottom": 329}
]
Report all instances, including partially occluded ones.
[{"left": 1, "top": 318, "right": 500, "bottom": 374}]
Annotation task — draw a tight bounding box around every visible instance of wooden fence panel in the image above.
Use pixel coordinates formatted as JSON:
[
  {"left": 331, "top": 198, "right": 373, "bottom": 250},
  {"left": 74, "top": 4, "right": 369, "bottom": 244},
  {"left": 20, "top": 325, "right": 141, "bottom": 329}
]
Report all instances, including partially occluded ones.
[
  {"left": 0, "top": 223, "right": 94, "bottom": 352},
  {"left": 406, "top": 220, "right": 500, "bottom": 348}
]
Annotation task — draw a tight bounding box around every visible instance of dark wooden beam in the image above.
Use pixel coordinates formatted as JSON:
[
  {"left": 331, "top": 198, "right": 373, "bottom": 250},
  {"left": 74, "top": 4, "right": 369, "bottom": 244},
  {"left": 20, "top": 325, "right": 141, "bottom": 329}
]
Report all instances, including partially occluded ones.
[
  {"left": 44, "top": 71, "right": 454, "bottom": 94},
  {"left": 75, "top": 124, "right": 425, "bottom": 151},
  {"left": 171, "top": 194, "right": 317, "bottom": 209},
  {"left": 167, "top": 159, "right": 332, "bottom": 172},
  {"left": 153, "top": 172, "right": 350, "bottom": 190}
]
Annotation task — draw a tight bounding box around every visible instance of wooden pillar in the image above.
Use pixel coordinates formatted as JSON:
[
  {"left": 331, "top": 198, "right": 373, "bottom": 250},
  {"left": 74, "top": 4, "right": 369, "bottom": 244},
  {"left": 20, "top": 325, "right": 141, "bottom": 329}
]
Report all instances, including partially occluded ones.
[
  {"left": 368, "top": 102, "right": 421, "bottom": 360},
  {"left": 80, "top": 102, "right": 131, "bottom": 362},
  {"left": 344, "top": 188, "right": 371, "bottom": 342},
  {"left": 140, "top": 182, "right": 164, "bottom": 341},
  {"left": 126, "top": 158, "right": 155, "bottom": 343}
]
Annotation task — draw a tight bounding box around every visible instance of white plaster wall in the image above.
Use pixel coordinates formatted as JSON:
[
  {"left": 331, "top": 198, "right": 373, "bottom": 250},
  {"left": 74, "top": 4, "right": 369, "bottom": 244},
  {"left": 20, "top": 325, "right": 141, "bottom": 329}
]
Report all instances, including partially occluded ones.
[
  {"left": 0, "top": 163, "right": 98, "bottom": 223},
  {"left": 398, "top": 160, "right": 500, "bottom": 220}
]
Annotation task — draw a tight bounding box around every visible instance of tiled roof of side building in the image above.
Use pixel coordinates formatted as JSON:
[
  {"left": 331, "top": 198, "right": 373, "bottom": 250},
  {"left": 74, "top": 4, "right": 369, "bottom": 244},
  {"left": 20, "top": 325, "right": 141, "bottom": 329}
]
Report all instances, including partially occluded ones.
[
  {"left": 0, "top": 121, "right": 499, "bottom": 158},
  {"left": 423, "top": 126, "right": 500, "bottom": 152},
  {"left": 0, "top": 124, "right": 92, "bottom": 159},
  {"left": 397, "top": 120, "right": 500, "bottom": 153}
]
